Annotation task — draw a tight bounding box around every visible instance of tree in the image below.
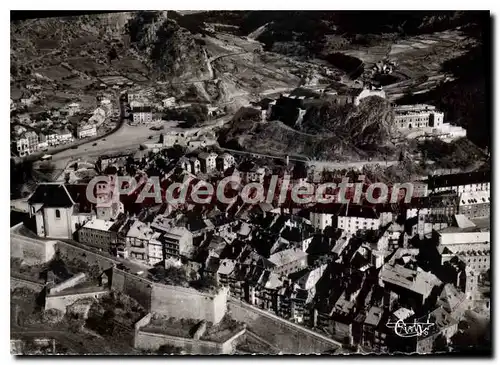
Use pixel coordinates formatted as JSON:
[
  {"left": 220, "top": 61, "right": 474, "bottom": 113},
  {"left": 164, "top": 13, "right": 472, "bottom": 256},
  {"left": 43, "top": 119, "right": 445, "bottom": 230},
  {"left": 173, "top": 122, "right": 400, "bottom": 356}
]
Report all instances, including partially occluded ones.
[
  {"left": 157, "top": 344, "right": 182, "bottom": 354},
  {"left": 155, "top": 157, "right": 167, "bottom": 171},
  {"left": 151, "top": 266, "right": 189, "bottom": 286},
  {"left": 432, "top": 333, "right": 449, "bottom": 353},
  {"left": 167, "top": 145, "right": 185, "bottom": 160}
]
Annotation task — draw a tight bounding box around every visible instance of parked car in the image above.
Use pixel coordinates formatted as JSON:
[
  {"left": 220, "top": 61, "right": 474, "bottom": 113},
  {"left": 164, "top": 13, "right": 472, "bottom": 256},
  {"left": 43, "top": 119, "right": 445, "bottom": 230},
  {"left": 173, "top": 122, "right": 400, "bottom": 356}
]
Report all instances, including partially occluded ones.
[
  {"left": 92, "top": 142, "right": 97, "bottom": 146},
  {"left": 116, "top": 263, "right": 130, "bottom": 272}
]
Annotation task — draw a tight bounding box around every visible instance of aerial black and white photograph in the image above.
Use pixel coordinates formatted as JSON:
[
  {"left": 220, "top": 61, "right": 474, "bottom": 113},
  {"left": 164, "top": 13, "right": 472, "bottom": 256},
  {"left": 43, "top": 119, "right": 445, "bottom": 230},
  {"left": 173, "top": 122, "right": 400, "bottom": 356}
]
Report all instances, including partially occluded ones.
[{"left": 9, "top": 10, "right": 491, "bottom": 355}]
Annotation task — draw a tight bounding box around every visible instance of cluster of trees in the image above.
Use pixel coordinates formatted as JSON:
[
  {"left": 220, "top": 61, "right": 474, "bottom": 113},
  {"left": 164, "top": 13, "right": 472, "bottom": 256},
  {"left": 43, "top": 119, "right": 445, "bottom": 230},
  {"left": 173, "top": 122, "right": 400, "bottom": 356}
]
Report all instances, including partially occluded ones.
[
  {"left": 190, "top": 274, "right": 220, "bottom": 293},
  {"left": 163, "top": 104, "right": 208, "bottom": 128},
  {"left": 418, "top": 137, "right": 486, "bottom": 169},
  {"left": 46, "top": 253, "right": 73, "bottom": 281},
  {"left": 300, "top": 101, "right": 352, "bottom": 134},
  {"left": 156, "top": 344, "right": 183, "bottom": 354},
  {"left": 150, "top": 265, "right": 190, "bottom": 287},
  {"left": 86, "top": 308, "right": 116, "bottom": 336}
]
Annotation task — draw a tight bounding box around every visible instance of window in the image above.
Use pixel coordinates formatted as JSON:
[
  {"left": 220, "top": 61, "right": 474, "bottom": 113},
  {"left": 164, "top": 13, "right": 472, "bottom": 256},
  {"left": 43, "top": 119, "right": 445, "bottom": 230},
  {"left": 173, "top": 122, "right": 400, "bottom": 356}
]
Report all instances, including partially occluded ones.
[{"left": 55, "top": 209, "right": 61, "bottom": 219}]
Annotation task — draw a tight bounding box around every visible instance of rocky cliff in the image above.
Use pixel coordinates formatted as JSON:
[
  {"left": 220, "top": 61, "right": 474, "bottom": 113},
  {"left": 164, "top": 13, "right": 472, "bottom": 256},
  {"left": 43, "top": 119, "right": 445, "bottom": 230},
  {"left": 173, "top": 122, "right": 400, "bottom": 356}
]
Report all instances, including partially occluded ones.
[{"left": 127, "top": 11, "right": 210, "bottom": 81}]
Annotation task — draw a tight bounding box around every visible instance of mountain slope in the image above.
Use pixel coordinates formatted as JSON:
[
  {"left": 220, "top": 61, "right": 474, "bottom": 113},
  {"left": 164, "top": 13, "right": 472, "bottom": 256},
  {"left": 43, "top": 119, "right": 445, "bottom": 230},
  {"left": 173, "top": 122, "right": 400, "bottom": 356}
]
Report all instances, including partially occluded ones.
[
  {"left": 127, "top": 11, "right": 210, "bottom": 81},
  {"left": 219, "top": 96, "right": 399, "bottom": 161}
]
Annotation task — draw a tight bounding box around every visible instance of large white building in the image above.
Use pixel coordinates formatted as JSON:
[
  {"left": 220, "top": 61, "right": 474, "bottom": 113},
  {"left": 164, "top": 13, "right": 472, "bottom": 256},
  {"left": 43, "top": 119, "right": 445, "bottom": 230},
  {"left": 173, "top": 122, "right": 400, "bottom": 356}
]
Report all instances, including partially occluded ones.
[
  {"left": 162, "top": 97, "right": 176, "bottom": 108},
  {"left": 50, "top": 128, "right": 74, "bottom": 145},
  {"left": 394, "top": 104, "right": 444, "bottom": 129},
  {"left": 131, "top": 107, "right": 153, "bottom": 124},
  {"left": 458, "top": 190, "right": 490, "bottom": 219},
  {"left": 76, "top": 123, "right": 97, "bottom": 139},
  {"left": 436, "top": 223, "right": 490, "bottom": 287},
  {"left": 14, "top": 131, "right": 40, "bottom": 157},
  {"left": 189, "top": 156, "right": 201, "bottom": 174},
  {"left": 14, "top": 135, "right": 30, "bottom": 157},
  {"left": 67, "top": 102, "right": 81, "bottom": 116},
  {"left": 89, "top": 108, "right": 107, "bottom": 127},
  {"left": 268, "top": 248, "right": 308, "bottom": 276},
  {"left": 125, "top": 220, "right": 161, "bottom": 265},
  {"left": 395, "top": 104, "right": 467, "bottom": 142},
  {"left": 309, "top": 211, "right": 334, "bottom": 231}
]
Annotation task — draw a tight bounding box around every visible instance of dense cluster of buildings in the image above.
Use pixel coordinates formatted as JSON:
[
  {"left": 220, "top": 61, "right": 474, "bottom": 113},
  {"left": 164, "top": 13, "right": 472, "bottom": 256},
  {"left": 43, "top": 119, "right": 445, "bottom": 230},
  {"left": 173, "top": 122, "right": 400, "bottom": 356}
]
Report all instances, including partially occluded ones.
[
  {"left": 15, "top": 82, "right": 488, "bottom": 354},
  {"left": 24, "top": 138, "right": 490, "bottom": 353},
  {"left": 11, "top": 98, "right": 114, "bottom": 157},
  {"left": 124, "top": 89, "right": 225, "bottom": 128},
  {"left": 14, "top": 128, "right": 76, "bottom": 157}
]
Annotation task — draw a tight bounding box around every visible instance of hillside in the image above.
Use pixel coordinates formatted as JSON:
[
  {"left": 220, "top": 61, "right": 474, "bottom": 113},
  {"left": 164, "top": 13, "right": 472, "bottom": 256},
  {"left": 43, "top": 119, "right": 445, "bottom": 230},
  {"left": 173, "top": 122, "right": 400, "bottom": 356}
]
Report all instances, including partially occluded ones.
[
  {"left": 396, "top": 45, "right": 489, "bottom": 148},
  {"left": 172, "top": 11, "right": 486, "bottom": 57},
  {"left": 219, "top": 96, "right": 399, "bottom": 161},
  {"left": 127, "top": 11, "right": 210, "bottom": 81},
  {"left": 10, "top": 11, "right": 303, "bottom": 111},
  {"left": 10, "top": 12, "right": 209, "bottom": 86},
  {"left": 300, "top": 96, "right": 396, "bottom": 148}
]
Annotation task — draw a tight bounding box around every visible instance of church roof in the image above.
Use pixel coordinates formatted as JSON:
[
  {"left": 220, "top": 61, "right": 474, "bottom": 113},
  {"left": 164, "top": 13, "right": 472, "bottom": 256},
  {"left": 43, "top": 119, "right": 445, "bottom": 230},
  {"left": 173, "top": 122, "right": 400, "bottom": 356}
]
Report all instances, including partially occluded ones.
[{"left": 28, "top": 183, "right": 76, "bottom": 208}]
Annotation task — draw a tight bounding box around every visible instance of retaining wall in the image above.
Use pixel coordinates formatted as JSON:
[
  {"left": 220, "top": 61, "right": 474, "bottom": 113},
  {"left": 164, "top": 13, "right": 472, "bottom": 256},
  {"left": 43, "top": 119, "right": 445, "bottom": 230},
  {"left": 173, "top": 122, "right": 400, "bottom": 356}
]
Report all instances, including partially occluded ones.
[
  {"left": 49, "top": 273, "right": 86, "bottom": 294},
  {"left": 45, "top": 290, "right": 109, "bottom": 314},
  {"left": 11, "top": 276, "right": 45, "bottom": 292},
  {"left": 55, "top": 241, "right": 116, "bottom": 271},
  {"left": 133, "top": 312, "right": 245, "bottom": 355},
  {"left": 151, "top": 283, "right": 227, "bottom": 324},
  {"left": 111, "top": 268, "right": 227, "bottom": 324},
  {"left": 111, "top": 268, "right": 153, "bottom": 310},
  {"left": 11, "top": 233, "right": 56, "bottom": 265},
  {"left": 134, "top": 330, "right": 225, "bottom": 354},
  {"left": 227, "top": 298, "right": 340, "bottom": 354}
]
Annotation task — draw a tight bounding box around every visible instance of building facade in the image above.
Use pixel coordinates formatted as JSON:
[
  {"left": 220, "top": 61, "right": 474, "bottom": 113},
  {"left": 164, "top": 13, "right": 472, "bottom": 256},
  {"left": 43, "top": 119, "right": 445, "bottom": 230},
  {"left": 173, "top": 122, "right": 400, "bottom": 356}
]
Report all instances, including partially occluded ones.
[
  {"left": 78, "top": 219, "right": 115, "bottom": 251},
  {"left": 76, "top": 124, "right": 97, "bottom": 139},
  {"left": 132, "top": 107, "right": 153, "bottom": 124},
  {"left": 162, "top": 227, "right": 194, "bottom": 258},
  {"left": 199, "top": 152, "right": 218, "bottom": 173},
  {"left": 458, "top": 191, "right": 490, "bottom": 219},
  {"left": 427, "top": 171, "right": 491, "bottom": 194},
  {"left": 394, "top": 104, "right": 444, "bottom": 130},
  {"left": 216, "top": 153, "right": 235, "bottom": 172}
]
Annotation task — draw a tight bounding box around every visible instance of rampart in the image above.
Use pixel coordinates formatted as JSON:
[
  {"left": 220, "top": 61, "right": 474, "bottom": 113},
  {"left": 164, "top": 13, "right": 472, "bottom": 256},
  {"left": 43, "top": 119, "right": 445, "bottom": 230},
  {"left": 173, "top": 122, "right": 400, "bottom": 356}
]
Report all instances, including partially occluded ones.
[
  {"left": 49, "top": 273, "right": 86, "bottom": 294},
  {"left": 45, "top": 289, "right": 109, "bottom": 314},
  {"left": 55, "top": 241, "right": 116, "bottom": 271},
  {"left": 111, "top": 267, "right": 227, "bottom": 324},
  {"left": 11, "top": 275, "right": 45, "bottom": 292},
  {"left": 133, "top": 313, "right": 245, "bottom": 354},
  {"left": 11, "top": 232, "right": 56, "bottom": 265},
  {"left": 227, "top": 298, "right": 341, "bottom": 354}
]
